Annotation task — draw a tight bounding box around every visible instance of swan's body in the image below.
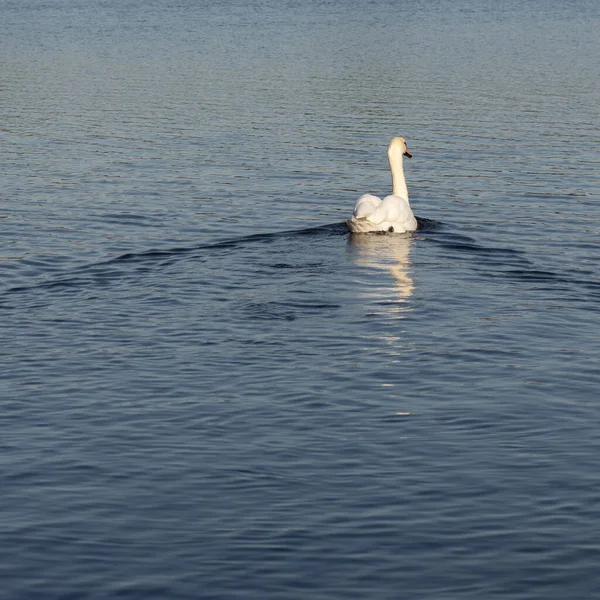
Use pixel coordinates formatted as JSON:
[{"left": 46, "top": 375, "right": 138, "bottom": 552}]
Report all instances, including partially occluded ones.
[{"left": 346, "top": 137, "right": 417, "bottom": 234}]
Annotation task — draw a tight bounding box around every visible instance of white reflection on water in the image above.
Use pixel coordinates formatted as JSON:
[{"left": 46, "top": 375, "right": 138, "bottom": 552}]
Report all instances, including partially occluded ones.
[{"left": 348, "top": 232, "right": 415, "bottom": 301}]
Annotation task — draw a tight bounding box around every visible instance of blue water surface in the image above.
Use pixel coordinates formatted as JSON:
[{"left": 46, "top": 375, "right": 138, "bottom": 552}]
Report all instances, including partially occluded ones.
[{"left": 1, "top": 1, "right": 600, "bottom": 598}]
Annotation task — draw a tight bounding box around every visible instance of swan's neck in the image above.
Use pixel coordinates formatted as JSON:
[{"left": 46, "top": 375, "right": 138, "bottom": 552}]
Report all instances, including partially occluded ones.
[{"left": 389, "top": 152, "right": 409, "bottom": 202}]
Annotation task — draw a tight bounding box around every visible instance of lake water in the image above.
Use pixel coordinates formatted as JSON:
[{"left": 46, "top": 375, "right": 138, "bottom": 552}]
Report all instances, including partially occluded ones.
[{"left": 2, "top": 0, "right": 600, "bottom": 598}]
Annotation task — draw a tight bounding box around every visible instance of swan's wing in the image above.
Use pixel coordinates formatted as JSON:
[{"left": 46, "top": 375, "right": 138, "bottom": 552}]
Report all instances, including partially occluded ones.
[
  {"left": 368, "top": 195, "right": 413, "bottom": 225},
  {"left": 353, "top": 194, "right": 382, "bottom": 218}
]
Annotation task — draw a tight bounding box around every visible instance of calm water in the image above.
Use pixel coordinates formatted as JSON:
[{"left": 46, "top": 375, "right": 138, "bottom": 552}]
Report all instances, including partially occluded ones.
[{"left": 2, "top": 0, "right": 600, "bottom": 598}]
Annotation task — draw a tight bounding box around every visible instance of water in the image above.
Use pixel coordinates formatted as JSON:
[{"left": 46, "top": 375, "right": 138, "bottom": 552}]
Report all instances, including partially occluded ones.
[{"left": 2, "top": 0, "right": 600, "bottom": 598}]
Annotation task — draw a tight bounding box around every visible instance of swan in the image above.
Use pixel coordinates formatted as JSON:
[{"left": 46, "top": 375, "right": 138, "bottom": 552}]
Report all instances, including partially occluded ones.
[{"left": 346, "top": 137, "right": 417, "bottom": 234}]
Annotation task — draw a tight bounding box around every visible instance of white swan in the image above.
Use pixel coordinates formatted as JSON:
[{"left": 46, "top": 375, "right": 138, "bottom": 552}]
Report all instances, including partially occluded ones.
[{"left": 346, "top": 137, "right": 417, "bottom": 234}]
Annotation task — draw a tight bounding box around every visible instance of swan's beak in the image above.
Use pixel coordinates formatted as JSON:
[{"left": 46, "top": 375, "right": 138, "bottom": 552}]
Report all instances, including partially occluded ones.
[{"left": 403, "top": 151, "right": 412, "bottom": 159}]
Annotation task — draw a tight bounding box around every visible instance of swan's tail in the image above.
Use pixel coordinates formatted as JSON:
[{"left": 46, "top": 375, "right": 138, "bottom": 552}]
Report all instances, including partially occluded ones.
[{"left": 346, "top": 216, "right": 384, "bottom": 233}]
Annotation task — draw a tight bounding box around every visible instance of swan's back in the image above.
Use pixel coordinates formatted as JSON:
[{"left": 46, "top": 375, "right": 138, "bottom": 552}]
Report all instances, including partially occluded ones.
[
  {"left": 347, "top": 195, "right": 417, "bottom": 234},
  {"left": 353, "top": 194, "right": 382, "bottom": 218},
  {"left": 370, "top": 195, "right": 413, "bottom": 224}
]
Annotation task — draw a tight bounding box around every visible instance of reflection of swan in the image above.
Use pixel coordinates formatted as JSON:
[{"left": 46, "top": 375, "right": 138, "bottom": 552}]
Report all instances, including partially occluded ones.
[
  {"left": 346, "top": 137, "right": 417, "bottom": 234},
  {"left": 348, "top": 232, "right": 414, "bottom": 299}
]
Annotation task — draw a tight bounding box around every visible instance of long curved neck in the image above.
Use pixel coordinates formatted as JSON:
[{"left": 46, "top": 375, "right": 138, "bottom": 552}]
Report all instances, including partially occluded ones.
[{"left": 389, "top": 151, "right": 409, "bottom": 202}]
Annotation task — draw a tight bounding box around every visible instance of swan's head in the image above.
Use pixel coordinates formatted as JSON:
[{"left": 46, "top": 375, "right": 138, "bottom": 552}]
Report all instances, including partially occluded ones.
[{"left": 388, "top": 136, "right": 412, "bottom": 159}]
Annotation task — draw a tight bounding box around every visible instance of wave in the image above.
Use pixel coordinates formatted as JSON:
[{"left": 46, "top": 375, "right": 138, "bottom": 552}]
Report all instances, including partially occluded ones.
[
  {"left": 2, "top": 218, "right": 598, "bottom": 310},
  {"left": 422, "top": 223, "right": 600, "bottom": 298},
  {"left": 0, "top": 223, "right": 348, "bottom": 306}
]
